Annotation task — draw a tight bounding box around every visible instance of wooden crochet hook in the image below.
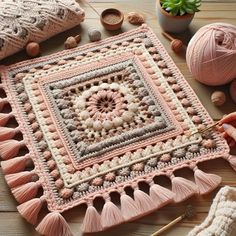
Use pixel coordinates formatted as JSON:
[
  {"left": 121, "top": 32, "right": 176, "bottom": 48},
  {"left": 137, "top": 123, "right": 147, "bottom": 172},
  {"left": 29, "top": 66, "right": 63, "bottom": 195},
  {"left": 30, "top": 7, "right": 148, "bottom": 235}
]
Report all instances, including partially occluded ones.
[
  {"left": 151, "top": 205, "right": 195, "bottom": 236},
  {"left": 162, "top": 32, "right": 183, "bottom": 53},
  {"left": 190, "top": 120, "right": 221, "bottom": 136}
]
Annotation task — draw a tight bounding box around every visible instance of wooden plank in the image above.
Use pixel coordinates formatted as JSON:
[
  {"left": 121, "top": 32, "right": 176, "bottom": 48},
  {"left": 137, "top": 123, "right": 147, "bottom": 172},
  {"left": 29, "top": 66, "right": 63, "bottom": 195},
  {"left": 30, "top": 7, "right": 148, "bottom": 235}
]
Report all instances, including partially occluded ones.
[{"left": 0, "top": 171, "right": 19, "bottom": 212}]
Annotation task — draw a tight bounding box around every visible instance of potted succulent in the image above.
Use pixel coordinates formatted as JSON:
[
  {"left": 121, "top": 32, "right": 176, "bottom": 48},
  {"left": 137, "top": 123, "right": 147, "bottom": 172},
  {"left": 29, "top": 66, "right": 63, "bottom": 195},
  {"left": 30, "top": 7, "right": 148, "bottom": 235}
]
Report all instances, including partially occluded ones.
[{"left": 156, "top": 0, "right": 201, "bottom": 33}]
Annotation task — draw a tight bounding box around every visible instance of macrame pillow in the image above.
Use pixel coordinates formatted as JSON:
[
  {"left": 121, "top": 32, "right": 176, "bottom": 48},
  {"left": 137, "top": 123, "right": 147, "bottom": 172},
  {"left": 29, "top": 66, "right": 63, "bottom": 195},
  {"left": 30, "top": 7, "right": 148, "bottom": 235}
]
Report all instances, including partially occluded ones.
[{"left": 0, "top": 0, "right": 85, "bottom": 60}]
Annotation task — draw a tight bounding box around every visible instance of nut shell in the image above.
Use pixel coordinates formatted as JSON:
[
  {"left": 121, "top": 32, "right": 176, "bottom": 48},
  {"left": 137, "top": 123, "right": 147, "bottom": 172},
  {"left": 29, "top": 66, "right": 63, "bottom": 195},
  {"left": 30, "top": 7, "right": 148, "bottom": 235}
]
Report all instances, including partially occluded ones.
[
  {"left": 127, "top": 12, "right": 145, "bottom": 25},
  {"left": 64, "top": 36, "right": 77, "bottom": 49},
  {"left": 211, "top": 91, "right": 226, "bottom": 106},
  {"left": 26, "top": 42, "right": 40, "bottom": 57}
]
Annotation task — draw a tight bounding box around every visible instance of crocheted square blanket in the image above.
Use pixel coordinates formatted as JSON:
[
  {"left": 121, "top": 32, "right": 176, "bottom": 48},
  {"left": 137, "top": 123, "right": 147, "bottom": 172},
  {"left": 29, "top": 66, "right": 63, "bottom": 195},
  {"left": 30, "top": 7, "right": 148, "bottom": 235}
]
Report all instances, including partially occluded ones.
[{"left": 0, "top": 25, "right": 234, "bottom": 236}]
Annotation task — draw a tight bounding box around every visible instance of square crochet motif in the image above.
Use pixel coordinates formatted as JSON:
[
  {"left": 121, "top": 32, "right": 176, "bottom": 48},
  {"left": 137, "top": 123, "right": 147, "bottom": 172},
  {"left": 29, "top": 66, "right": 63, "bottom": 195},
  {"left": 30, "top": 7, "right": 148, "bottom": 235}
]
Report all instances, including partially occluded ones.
[{"left": 0, "top": 25, "right": 232, "bottom": 235}]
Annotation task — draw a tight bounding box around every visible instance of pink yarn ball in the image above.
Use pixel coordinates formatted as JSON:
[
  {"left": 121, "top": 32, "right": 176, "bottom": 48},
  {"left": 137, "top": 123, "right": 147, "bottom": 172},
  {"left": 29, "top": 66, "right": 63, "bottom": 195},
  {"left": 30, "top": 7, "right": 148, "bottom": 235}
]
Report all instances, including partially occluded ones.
[{"left": 186, "top": 23, "right": 236, "bottom": 86}]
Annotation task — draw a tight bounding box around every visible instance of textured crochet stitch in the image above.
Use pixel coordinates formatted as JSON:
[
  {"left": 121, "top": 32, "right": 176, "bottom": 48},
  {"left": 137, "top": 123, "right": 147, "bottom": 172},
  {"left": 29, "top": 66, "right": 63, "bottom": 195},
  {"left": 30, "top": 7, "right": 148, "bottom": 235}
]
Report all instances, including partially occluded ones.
[
  {"left": 0, "top": 0, "right": 85, "bottom": 60},
  {"left": 0, "top": 25, "right": 234, "bottom": 235},
  {"left": 188, "top": 186, "right": 236, "bottom": 236}
]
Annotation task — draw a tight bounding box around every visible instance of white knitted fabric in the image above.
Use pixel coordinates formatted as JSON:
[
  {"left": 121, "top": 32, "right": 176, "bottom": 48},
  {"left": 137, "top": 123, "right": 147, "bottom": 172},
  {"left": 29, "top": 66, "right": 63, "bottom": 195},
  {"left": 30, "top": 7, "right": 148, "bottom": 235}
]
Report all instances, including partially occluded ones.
[
  {"left": 188, "top": 186, "right": 236, "bottom": 236},
  {"left": 0, "top": 0, "right": 85, "bottom": 60}
]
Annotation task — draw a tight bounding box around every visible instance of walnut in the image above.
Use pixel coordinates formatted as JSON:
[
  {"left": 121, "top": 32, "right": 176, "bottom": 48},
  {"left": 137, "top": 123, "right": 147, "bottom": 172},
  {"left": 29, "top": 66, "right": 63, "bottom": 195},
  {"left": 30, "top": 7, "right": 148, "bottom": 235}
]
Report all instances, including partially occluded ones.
[
  {"left": 211, "top": 91, "right": 226, "bottom": 106},
  {"left": 26, "top": 42, "right": 40, "bottom": 57},
  {"left": 127, "top": 12, "right": 145, "bottom": 25},
  {"left": 64, "top": 36, "right": 77, "bottom": 49}
]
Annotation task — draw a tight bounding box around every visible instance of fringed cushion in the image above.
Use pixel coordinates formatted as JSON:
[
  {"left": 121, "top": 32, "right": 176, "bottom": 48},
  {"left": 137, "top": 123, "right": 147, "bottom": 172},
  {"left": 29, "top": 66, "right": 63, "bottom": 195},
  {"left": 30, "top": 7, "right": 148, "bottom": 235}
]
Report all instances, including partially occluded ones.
[
  {"left": 0, "top": 25, "right": 232, "bottom": 236},
  {"left": 0, "top": 0, "right": 85, "bottom": 60}
]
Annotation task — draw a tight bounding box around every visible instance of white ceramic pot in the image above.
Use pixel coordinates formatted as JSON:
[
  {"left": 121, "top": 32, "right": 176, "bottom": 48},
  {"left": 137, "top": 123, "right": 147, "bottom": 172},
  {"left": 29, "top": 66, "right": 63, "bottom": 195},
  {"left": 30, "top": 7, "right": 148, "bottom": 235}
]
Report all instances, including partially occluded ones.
[{"left": 156, "top": 0, "right": 194, "bottom": 33}]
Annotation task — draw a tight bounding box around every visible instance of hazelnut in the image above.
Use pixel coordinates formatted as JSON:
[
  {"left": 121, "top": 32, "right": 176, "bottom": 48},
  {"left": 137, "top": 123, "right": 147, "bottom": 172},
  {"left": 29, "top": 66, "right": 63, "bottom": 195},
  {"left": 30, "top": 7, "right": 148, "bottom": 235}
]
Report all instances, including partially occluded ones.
[
  {"left": 211, "top": 91, "right": 226, "bottom": 106},
  {"left": 64, "top": 36, "right": 77, "bottom": 49},
  {"left": 127, "top": 12, "right": 145, "bottom": 25},
  {"left": 26, "top": 42, "right": 40, "bottom": 57}
]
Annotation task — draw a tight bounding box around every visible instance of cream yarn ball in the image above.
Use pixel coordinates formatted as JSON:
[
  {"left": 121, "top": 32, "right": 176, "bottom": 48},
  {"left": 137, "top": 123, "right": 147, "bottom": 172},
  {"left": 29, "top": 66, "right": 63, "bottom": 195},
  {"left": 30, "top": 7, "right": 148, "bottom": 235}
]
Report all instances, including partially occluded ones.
[{"left": 186, "top": 23, "right": 236, "bottom": 86}]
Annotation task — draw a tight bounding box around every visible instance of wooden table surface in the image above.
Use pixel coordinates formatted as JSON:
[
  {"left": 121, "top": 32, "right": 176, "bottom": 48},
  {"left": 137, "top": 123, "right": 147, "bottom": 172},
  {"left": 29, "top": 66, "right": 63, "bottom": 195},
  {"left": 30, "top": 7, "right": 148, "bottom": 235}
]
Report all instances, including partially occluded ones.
[{"left": 1, "top": 0, "right": 236, "bottom": 235}]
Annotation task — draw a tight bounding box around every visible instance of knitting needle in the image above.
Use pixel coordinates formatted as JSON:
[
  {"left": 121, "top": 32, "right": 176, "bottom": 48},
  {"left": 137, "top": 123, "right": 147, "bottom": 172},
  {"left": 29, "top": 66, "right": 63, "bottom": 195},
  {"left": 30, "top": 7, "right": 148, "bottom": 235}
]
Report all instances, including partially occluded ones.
[
  {"left": 190, "top": 120, "right": 221, "bottom": 136},
  {"left": 82, "top": 0, "right": 100, "bottom": 17},
  {"left": 150, "top": 205, "right": 195, "bottom": 236}
]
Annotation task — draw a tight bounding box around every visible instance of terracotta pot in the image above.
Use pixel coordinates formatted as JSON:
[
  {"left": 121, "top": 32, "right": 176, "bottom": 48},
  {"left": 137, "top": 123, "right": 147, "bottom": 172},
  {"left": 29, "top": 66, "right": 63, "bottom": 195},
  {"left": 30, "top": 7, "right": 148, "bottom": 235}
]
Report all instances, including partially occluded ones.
[
  {"left": 100, "top": 8, "right": 124, "bottom": 31},
  {"left": 156, "top": 0, "right": 194, "bottom": 33}
]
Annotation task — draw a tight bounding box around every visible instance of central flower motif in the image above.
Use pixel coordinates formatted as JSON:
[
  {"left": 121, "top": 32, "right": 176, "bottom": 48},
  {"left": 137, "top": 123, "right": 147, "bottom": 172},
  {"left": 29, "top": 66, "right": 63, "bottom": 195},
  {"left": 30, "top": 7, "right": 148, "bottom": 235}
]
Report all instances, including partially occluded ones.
[
  {"left": 87, "top": 90, "right": 124, "bottom": 119},
  {"left": 96, "top": 95, "right": 116, "bottom": 113},
  {"left": 75, "top": 82, "right": 138, "bottom": 133}
]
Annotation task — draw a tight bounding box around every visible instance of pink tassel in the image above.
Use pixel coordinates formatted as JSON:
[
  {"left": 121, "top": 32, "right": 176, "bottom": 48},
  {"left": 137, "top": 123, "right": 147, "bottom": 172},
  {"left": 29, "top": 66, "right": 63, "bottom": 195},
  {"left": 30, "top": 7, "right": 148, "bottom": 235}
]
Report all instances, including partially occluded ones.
[
  {"left": 1, "top": 154, "right": 31, "bottom": 174},
  {"left": 17, "top": 196, "right": 45, "bottom": 225},
  {"left": 149, "top": 184, "right": 175, "bottom": 208},
  {"left": 194, "top": 168, "right": 222, "bottom": 195},
  {"left": 12, "top": 181, "right": 41, "bottom": 204},
  {"left": 101, "top": 201, "right": 124, "bottom": 229},
  {"left": 120, "top": 194, "right": 140, "bottom": 221},
  {"left": 228, "top": 155, "right": 236, "bottom": 172},
  {"left": 0, "top": 98, "right": 8, "bottom": 111},
  {"left": 0, "top": 139, "right": 24, "bottom": 160},
  {"left": 5, "top": 170, "right": 36, "bottom": 188},
  {"left": 171, "top": 176, "right": 199, "bottom": 202},
  {"left": 133, "top": 189, "right": 155, "bottom": 214},
  {"left": 36, "top": 212, "right": 73, "bottom": 236},
  {"left": 0, "top": 112, "right": 13, "bottom": 126},
  {"left": 81, "top": 205, "right": 102, "bottom": 233},
  {"left": 0, "top": 126, "right": 20, "bottom": 141}
]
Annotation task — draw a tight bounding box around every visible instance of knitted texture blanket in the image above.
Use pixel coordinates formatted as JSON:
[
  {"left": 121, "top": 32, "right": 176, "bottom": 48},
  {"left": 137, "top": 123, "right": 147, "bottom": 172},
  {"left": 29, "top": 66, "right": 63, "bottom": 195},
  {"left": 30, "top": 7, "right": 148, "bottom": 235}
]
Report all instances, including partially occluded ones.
[
  {"left": 188, "top": 186, "right": 236, "bottom": 236},
  {"left": 0, "top": 0, "right": 85, "bottom": 60},
  {"left": 0, "top": 25, "right": 234, "bottom": 236}
]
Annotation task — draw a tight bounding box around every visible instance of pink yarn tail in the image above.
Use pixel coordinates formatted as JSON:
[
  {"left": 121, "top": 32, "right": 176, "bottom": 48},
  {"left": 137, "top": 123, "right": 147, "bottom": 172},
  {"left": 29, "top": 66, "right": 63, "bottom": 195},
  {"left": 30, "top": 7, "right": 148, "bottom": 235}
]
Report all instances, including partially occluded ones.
[
  {"left": 0, "top": 139, "right": 24, "bottom": 160},
  {"left": 81, "top": 205, "right": 102, "bottom": 233},
  {"left": 101, "top": 201, "right": 124, "bottom": 229},
  {"left": 0, "top": 126, "right": 19, "bottom": 141},
  {"left": 0, "top": 98, "right": 8, "bottom": 111},
  {"left": 194, "top": 168, "right": 222, "bottom": 195},
  {"left": 36, "top": 212, "right": 73, "bottom": 236},
  {"left": 120, "top": 194, "right": 140, "bottom": 221},
  {"left": 1, "top": 154, "right": 31, "bottom": 174},
  {"left": 17, "top": 196, "right": 45, "bottom": 225},
  {"left": 171, "top": 176, "right": 199, "bottom": 202},
  {"left": 5, "top": 170, "right": 36, "bottom": 188},
  {"left": 12, "top": 181, "right": 41, "bottom": 204},
  {"left": 0, "top": 112, "right": 13, "bottom": 126},
  {"left": 133, "top": 189, "right": 155, "bottom": 214},
  {"left": 149, "top": 184, "right": 175, "bottom": 208}
]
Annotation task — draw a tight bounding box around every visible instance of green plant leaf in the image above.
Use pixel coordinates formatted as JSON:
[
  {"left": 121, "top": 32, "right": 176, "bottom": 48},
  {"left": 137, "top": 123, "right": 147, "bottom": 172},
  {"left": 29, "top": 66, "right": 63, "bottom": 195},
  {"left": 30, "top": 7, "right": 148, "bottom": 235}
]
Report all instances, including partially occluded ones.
[
  {"left": 160, "top": 0, "right": 201, "bottom": 15},
  {"left": 162, "top": 3, "right": 169, "bottom": 8},
  {"left": 179, "top": 7, "right": 186, "bottom": 15},
  {"left": 171, "top": 7, "right": 179, "bottom": 15},
  {"left": 165, "top": 7, "right": 172, "bottom": 11}
]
